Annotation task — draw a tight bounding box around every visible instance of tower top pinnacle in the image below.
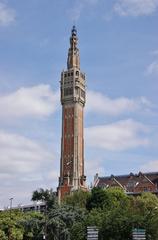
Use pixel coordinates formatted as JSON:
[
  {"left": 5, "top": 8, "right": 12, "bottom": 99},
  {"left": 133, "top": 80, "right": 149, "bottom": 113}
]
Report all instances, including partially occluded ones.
[
  {"left": 67, "top": 26, "right": 80, "bottom": 69},
  {"left": 71, "top": 25, "right": 77, "bottom": 36}
]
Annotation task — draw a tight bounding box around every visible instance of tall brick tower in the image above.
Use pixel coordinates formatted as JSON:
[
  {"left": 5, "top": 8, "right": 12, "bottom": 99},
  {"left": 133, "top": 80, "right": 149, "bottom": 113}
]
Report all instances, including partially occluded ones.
[{"left": 58, "top": 26, "right": 86, "bottom": 201}]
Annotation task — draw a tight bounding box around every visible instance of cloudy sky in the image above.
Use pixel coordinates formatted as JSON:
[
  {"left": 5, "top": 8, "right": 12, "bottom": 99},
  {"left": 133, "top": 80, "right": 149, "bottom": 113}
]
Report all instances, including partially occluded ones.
[{"left": 0, "top": 0, "right": 158, "bottom": 208}]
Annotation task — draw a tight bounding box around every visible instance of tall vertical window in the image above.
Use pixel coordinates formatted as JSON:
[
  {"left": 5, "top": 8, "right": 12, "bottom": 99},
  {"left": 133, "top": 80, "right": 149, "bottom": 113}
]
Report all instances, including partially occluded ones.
[
  {"left": 64, "top": 87, "right": 73, "bottom": 96},
  {"left": 81, "top": 89, "right": 85, "bottom": 99}
]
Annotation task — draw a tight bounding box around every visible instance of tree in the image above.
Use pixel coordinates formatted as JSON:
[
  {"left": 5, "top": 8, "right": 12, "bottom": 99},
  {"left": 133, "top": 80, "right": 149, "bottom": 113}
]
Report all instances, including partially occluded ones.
[
  {"left": 63, "top": 190, "right": 90, "bottom": 209},
  {"left": 31, "top": 188, "right": 56, "bottom": 210},
  {"left": 100, "top": 205, "right": 132, "bottom": 240},
  {"left": 0, "top": 208, "right": 45, "bottom": 240},
  {"left": 0, "top": 209, "right": 25, "bottom": 240},
  {"left": 1, "top": 187, "right": 158, "bottom": 240},
  {"left": 104, "top": 187, "right": 130, "bottom": 210},
  {"left": 86, "top": 208, "right": 103, "bottom": 228},
  {"left": 86, "top": 187, "right": 107, "bottom": 210},
  {"left": 70, "top": 222, "right": 86, "bottom": 240},
  {"left": 0, "top": 230, "right": 7, "bottom": 240},
  {"left": 86, "top": 188, "right": 132, "bottom": 240},
  {"left": 21, "top": 211, "right": 44, "bottom": 240},
  {"left": 130, "top": 192, "right": 158, "bottom": 240},
  {"left": 47, "top": 204, "right": 86, "bottom": 240}
]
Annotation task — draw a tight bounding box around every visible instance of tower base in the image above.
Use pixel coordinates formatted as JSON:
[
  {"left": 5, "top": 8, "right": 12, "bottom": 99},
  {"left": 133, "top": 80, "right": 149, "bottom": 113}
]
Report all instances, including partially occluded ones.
[
  {"left": 57, "top": 184, "right": 87, "bottom": 203},
  {"left": 57, "top": 185, "right": 71, "bottom": 203}
]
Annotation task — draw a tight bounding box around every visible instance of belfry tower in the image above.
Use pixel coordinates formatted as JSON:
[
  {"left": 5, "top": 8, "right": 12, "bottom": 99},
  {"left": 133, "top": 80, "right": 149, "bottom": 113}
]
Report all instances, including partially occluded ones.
[{"left": 58, "top": 26, "right": 86, "bottom": 200}]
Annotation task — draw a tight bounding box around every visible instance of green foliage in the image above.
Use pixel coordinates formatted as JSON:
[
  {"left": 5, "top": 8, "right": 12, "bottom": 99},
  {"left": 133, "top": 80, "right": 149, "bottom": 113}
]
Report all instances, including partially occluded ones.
[
  {"left": 86, "top": 208, "right": 103, "bottom": 227},
  {"left": 31, "top": 188, "right": 56, "bottom": 210},
  {"left": 86, "top": 187, "right": 129, "bottom": 211},
  {"left": 86, "top": 187, "right": 107, "bottom": 210},
  {"left": 0, "top": 209, "right": 44, "bottom": 240},
  {"left": 86, "top": 188, "right": 132, "bottom": 240},
  {"left": 46, "top": 204, "right": 86, "bottom": 240},
  {"left": 85, "top": 188, "right": 158, "bottom": 240},
  {"left": 21, "top": 211, "right": 44, "bottom": 240},
  {"left": 11, "top": 228, "right": 23, "bottom": 240},
  {"left": 0, "top": 229, "right": 7, "bottom": 240},
  {"left": 129, "top": 193, "right": 158, "bottom": 240},
  {"left": 0, "top": 209, "right": 25, "bottom": 240},
  {"left": 1, "top": 188, "right": 158, "bottom": 240},
  {"left": 70, "top": 222, "right": 86, "bottom": 240},
  {"left": 63, "top": 190, "right": 90, "bottom": 209},
  {"left": 100, "top": 204, "right": 132, "bottom": 240}
]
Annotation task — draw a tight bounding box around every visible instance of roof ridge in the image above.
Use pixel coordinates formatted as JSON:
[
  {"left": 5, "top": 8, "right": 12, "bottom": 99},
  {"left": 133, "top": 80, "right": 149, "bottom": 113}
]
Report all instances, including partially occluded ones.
[{"left": 99, "top": 172, "right": 158, "bottom": 179}]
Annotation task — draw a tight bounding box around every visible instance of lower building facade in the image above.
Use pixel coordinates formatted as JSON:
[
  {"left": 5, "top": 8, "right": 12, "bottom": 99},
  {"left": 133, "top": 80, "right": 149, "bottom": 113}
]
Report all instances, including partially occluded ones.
[{"left": 93, "top": 171, "right": 158, "bottom": 195}]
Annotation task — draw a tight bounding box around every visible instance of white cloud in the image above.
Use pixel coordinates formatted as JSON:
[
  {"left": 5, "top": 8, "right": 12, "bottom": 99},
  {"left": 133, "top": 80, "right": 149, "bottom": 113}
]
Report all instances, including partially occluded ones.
[
  {"left": 86, "top": 90, "right": 151, "bottom": 116},
  {"left": 141, "top": 160, "right": 158, "bottom": 172},
  {"left": 147, "top": 61, "right": 158, "bottom": 75},
  {"left": 68, "top": 3, "right": 83, "bottom": 22},
  {"left": 0, "top": 130, "right": 58, "bottom": 208},
  {"left": 151, "top": 50, "right": 158, "bottom": 56},
  {"left": 85, "top": 158, "right": 105, "bottom": 179},
  {"left": 0, "top": 1, "right": 15, "bottom": 26},
  {"left": 47, "top": 170, "right": 59, "bottom": 181},
  {"left": 0, "top": 130, "right": 53, "bottom": 176},
  {"left": 0, "top": 84, "right": 58, "bottom": 208},
  {"left": 0, "top": 84, "right": 59, "bottom": 119},
  {"left": 114, "top": 0, "right": 158, "bottom": 17},
  {"left": 85, "top": 119, "right": 149, "bottom": 151},
  {"left": 67, "top": 0, "right": 98, "bottom": 21}
]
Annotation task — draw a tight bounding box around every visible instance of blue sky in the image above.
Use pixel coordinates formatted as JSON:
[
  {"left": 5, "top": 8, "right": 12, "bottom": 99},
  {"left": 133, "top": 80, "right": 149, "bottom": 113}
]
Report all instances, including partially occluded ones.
[{"left": 0, "top": 0, "right": 158, "bottom": 208}]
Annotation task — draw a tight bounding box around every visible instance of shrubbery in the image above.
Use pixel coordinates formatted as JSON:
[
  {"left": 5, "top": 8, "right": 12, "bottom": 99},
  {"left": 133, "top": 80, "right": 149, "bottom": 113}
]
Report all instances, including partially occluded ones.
[{"left": 1, "top": 188, "right": 158, "bottom": 240}]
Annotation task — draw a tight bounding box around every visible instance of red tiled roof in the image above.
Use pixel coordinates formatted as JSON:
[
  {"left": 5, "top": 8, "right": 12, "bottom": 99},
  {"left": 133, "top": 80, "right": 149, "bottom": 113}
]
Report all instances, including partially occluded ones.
[{"left": 95, "top": 172, "right": 158, "bottom": 192}]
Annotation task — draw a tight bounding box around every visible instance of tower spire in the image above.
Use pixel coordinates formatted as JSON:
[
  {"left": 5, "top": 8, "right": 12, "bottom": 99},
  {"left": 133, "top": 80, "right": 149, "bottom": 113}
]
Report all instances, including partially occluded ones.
[{"left": 67, "top": 25, "right": 80, "bottom": 69}]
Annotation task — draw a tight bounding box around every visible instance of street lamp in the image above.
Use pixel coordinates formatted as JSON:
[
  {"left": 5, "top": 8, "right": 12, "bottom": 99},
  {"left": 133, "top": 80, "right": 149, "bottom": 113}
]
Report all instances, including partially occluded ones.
[
  {"left": 9, "top": 198, "right": 13, "bottom": 219},
  {"left": 8, "top": 197, "right": 13, "bottom": 240},
  {"left": 41, "top": 197, "right": 47, "bottom": 240}
]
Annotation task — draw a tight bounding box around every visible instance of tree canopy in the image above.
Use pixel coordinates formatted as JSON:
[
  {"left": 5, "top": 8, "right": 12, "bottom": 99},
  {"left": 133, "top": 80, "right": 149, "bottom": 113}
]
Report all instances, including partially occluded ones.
[
  {"left": 31, "top": 188, "right": 56, "bottom": 210},
  {"left": 1, "top": 187, "right": 158, "bottom": 240}
]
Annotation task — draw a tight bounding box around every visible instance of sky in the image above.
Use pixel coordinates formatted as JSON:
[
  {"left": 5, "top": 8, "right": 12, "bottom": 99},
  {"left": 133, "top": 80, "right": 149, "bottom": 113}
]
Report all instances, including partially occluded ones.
[{"left": 0, "top": 0, "right": 158, "bottom": 208}]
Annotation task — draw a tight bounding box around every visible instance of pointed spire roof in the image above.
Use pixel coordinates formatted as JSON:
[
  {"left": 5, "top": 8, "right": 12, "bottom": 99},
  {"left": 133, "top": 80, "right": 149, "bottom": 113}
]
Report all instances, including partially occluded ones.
[{"left": 67, "top": 26, "right": 80, "bottom": 69}]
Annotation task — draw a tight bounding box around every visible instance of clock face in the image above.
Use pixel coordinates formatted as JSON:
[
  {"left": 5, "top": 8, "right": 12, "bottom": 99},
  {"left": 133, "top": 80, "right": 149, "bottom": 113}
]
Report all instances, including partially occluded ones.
[{"left": 64, "top": 159, "right": 73, "bottom": 172}]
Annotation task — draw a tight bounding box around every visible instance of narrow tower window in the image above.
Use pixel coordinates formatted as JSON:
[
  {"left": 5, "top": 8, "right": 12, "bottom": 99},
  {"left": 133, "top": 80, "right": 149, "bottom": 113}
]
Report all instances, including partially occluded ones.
[{"left": 76, "top": 71, "right": 79, "bottom": 76}]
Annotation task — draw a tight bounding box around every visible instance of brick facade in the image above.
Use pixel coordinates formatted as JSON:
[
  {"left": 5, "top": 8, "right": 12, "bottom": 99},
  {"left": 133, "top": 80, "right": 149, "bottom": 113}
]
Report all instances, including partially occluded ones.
[{"left": 93, "top": 172, "right": 158, "bottom": 195}]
